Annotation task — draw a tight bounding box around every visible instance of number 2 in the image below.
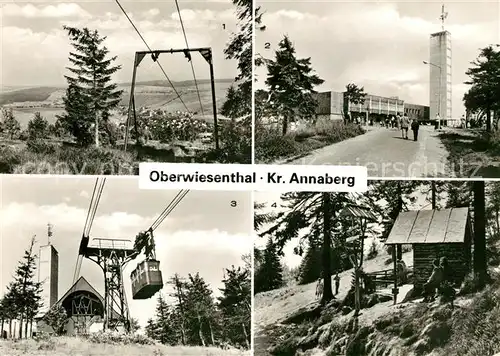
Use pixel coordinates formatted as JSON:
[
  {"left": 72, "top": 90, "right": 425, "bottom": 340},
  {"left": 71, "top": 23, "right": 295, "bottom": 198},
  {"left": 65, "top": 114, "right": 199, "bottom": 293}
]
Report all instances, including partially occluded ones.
[{"left": 264, "top": 42, "right": 270, "bottom": 49}]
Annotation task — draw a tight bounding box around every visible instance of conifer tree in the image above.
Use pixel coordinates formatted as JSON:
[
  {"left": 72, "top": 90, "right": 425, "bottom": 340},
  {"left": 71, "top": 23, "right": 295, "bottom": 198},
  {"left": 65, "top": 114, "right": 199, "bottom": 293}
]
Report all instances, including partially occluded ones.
[
  {"left": 265, "top": 35, "right": 324, "bottom": 135},
  {"left": 183, "top": 273, "right": 218, "bottom": 346},
  {"left": 1, "top": 108, "right": 21, "bottom": 139},
  {"left": 59, "top": 26, "right": 123, "bottom": 147},
  {"left": 254, "top": 237, "right": 284, "bottom": 293},
  {"left": 27, "top": 112, "right": 50, "bottom": 140},
  {"left": 218, "top": 265, "right": 251, "bottom": 348},
  {"left": 7, "top": 236, "right": 43, "bottom": 338},
  {"left": 298, "top": 244, "right": 322, "bottom": 285}
]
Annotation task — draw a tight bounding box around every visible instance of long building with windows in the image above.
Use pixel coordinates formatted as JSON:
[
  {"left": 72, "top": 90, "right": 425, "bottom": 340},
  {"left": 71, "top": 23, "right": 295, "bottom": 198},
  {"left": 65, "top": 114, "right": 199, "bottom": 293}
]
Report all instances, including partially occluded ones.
[{"left": 313, "top": 90, "right": 431, "bottom": 123}]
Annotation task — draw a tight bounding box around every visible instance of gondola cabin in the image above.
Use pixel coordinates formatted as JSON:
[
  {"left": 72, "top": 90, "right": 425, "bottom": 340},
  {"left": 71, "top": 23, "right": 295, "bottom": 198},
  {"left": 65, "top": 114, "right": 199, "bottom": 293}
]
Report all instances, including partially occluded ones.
[{"left": 130, "top": 260, "right": 163, "bottom": 299}]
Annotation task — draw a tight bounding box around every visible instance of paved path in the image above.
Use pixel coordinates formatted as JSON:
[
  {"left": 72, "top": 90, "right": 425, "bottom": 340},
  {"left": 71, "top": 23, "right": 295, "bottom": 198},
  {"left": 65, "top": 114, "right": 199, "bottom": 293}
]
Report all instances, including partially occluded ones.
[{"left": 286, "top": 126, "right": 452, "bottom": 178}]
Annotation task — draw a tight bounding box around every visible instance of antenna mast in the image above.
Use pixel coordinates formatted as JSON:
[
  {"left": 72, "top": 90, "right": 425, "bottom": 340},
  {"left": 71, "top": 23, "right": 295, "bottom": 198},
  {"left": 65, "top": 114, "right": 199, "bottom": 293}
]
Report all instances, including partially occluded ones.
[
  {"left": 440, "top": 4, "right": 448, "bottom": 31},
  {"left": 47, "top": 223, "right": 53, "bottom": 245}
]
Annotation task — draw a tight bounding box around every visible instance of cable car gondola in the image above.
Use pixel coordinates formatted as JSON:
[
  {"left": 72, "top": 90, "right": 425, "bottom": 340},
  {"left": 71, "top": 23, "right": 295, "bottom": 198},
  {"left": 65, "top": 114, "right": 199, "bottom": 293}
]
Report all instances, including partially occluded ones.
[{"left": 130, "top": 259, "right": 163, "bottom": 299}]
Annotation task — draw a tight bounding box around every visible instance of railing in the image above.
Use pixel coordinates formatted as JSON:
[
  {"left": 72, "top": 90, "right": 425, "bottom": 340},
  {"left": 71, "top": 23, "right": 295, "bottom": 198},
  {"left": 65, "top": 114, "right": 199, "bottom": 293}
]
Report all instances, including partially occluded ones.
[{"left": 366, "top": 265, "right": 414, "bottom": 289}]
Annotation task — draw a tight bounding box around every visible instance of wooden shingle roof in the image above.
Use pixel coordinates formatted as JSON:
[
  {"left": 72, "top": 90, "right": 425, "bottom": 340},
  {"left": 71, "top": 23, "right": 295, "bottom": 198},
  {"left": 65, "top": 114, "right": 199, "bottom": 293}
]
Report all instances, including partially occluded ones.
[{"left": 385, "top": 207, "right": 469, "bottom": 245}]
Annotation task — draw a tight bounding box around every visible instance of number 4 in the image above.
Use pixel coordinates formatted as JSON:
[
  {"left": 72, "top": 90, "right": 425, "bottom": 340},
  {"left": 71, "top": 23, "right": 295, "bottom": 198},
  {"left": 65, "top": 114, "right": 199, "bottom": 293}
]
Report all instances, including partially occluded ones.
[{"left": 271, "top": 202, "right": 277, "bottom": 208}]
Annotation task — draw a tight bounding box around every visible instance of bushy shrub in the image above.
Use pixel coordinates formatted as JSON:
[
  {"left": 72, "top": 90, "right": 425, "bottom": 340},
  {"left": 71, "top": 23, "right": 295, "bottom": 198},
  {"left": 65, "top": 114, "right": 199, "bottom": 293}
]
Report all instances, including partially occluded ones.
[
  {"left": 143, "top": 111, "right": 211, "bottom": 142},
  {"left": 26, "top": 139, "right": 58, "bottom": 155},
  {"left": 255, "top": 120, "right": 364, "bottom": 163},
  {"left": 87, "top": 331, "right": 156, "bottom": 345},
  {"left": 203, "top": 116, "right": 251, "bottom": 163}
]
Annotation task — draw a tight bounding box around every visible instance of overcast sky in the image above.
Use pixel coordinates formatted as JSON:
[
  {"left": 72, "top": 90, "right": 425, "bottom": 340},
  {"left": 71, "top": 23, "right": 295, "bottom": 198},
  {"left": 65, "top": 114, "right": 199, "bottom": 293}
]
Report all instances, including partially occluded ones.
[
  {"left": 0, "top": 176, "right": 252, "bottom": 330},
  {"left": 255, "top": 0, "right": 500, "bottom": 118},
  {"left": 1, "top": 1, "right": 240, "bottom": 87}
]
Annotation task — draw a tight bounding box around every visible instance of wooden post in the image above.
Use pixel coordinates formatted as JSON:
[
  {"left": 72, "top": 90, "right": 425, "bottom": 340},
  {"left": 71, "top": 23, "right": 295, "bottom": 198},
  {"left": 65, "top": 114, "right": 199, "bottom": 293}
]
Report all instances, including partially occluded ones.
[
  {"left": 208, "top": 51, "right": 220, "bottom": 151},
  {"left": 392, "top": 246, "right": 398, "bottom": 305}
]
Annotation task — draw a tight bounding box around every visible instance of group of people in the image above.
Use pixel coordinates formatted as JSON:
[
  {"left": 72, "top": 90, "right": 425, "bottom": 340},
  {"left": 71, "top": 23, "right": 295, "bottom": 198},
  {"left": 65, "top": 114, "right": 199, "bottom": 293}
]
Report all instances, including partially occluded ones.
[
  {"left": 315, "top": 273, "right": 341, "bottom": 300},
  {"left": 383, "top": 114, "right": 421, "bottom": 141}
]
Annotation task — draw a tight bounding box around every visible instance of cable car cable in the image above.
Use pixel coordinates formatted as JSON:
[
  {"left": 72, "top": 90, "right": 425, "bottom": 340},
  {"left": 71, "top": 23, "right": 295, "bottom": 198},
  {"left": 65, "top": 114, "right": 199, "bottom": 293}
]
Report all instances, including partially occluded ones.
[
  {"left": 73, "top": 178, "right": 106, "bottom": 284},
  {"left": 114, "top": 0, "right": 190, "bottom": 113},
  {"left": 174, "top": 0, "right": 205, "bottom": 116},
  {"left": 150, "top": 190, "right": 190, "bottom": 231}
]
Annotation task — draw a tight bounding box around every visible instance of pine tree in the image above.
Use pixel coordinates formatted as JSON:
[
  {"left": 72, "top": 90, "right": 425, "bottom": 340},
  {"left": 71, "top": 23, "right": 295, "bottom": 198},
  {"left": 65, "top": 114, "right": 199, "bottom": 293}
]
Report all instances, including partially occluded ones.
[
  {"left": 167, "top": 274, "right": 188, "bottom": 345},
  {"left": 27, "top": 112, "right": 50, "bottom": 140},
  {"left": 254, "top": 237, "right": 284, "bottom": 293},
  {"left": 218, "top": 265, "right": 251, "bottom": 348},
  {"left": 7, "top": 236, "right": 43, "bottom": 338},
  {"left": 259, "top": 192, "right": 355, "bottom": 304},
  {"left": 1, "top": 108, "right": 21, "bottom": 139},
  {"left": 223, "top": 0, "right": 253, "bottom": 117},
  {"left": 144, "top": 318, "right": 157, "bottom": 339},
  {"left": 183, "top": 273, "right": 218, "bottom": 346},
  {"left": 464, "top": 46, "right": 500, "bottom": 132},
  {"left": 59, "top": 26, "right": 123, "bottom": 147},
  {"left": 265, "top": 35, "right": 325, "bottom": 135},
  {"left": 154, "top": 294, "right": 177, "bottom": 344},
  {"left": 298, "top": 243, "right": 322, "bottom": 285},
  {"left": 217, "top": 0, "right": 254, "bottom": 164}
]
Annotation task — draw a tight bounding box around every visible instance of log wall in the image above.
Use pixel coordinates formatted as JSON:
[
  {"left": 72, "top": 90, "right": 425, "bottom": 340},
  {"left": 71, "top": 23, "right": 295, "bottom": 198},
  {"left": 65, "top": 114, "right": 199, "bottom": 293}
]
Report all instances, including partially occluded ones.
[{"left": 413, "top": 242, "right": 470, "bottom": 287}]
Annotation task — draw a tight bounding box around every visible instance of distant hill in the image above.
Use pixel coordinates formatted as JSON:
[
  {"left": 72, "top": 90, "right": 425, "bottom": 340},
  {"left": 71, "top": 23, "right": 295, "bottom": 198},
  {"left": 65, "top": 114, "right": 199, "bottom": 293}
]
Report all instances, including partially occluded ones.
[
  {"left": 132, "top": 78, "right": 235, "bottom": 87},
  {"left": 0, "top": 87, "right": 61, "bottom": 106},
  {"left": 0, "top": 79, "right": 234, "bottom": 107}
]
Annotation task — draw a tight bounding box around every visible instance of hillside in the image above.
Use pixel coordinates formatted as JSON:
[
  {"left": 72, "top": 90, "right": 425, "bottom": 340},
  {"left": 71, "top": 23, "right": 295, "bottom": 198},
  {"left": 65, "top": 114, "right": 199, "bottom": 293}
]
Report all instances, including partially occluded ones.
[
  {"left": 254, "top": 249, "right": 413, "bottom": 356},
  {"left": 0, "top": 336, "right": 249, "bottom": 356},
  {"left": 0, "top": 79, "right": 234, "bottom": 108},
  {"left": 255, "top": 246, "right": 500, "bottom": 356}
]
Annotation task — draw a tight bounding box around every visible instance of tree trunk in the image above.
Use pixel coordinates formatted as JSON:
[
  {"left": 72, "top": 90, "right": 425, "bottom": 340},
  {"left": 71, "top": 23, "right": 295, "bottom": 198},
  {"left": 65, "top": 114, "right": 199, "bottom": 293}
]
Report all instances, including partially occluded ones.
[
  {"left": 197, "top": 313, "right": 205, "bottom": 347},
  {"left": 495, "top": 209, "right": 500, "bottom": 237},
  {"left": 431, "top": 182, "right": 437, "bottom": 209},
  {"left": 174, "top": 276, "right": 187, "bottom": 345},
  {"left": 19, "top": 313, "right": 23, "bottom": 339},
  {"left": 208, "top": 319, "right": 215, "bottom": 345},
  {"left": 241, "top": 323, "right": 250, "bottom": 349},
  {"left": 486, "top": 109, "right": 491, "bottom": 132},
  {"left": 473, "top": 180, "right": 487, "bottom": 284},
  {"left": 320, "top": 193, "right": 334, "bottom": 304},
  {"left": 9, "top": 319, "right": 12, "bottom": 339},
  {"left": 282, "top": 115, "right": 288, "bottom": 136}
]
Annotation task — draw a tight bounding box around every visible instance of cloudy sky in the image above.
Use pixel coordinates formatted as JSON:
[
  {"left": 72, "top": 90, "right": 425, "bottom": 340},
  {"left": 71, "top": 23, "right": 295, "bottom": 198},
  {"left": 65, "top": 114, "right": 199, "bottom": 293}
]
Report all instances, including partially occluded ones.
[
  {"left": 1, "top": 1, "right": 241, "bottom": 87},
  {"left": 0, "top": 176, "right": 252, "bottom": 330},
  {"left": 255, "top": 0, "right": 500, "bottom": 118}
]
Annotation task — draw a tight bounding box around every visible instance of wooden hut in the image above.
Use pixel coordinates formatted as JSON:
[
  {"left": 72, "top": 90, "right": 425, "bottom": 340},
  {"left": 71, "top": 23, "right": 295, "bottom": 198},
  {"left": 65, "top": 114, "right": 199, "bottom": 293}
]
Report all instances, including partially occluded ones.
[{"left": 385, "top": 207, "right": 473, "bottom": 287}]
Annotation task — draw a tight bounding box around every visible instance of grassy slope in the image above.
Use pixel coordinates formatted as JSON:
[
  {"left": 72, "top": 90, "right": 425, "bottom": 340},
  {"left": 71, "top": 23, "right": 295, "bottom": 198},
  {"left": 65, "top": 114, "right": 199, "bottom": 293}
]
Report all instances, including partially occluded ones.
[
  {"left": 0, "top": 337, "right": 249, "bottom": 356},
  {"left": 254, "top": 250, "right": 413, "bottom": 356},
  {"left": 255, "top": 251, "right": 412, "bottom": 329}
]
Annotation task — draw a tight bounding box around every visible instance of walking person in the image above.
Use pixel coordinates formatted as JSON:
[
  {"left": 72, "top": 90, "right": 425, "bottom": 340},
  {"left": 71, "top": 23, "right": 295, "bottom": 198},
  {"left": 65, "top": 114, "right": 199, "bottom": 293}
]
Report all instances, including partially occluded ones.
[
  {"left": 315, "top": 278, "right": 324, "bottom": 300},
  {"left": 401, "top": 115, "right": 409, "bottom": 139},
  {"left": 411, "top": 118, "right": 420, "bottom": 141},
  {"left": 334, "top": 273, "right": 340, "bottom": 295}
]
